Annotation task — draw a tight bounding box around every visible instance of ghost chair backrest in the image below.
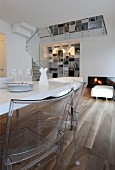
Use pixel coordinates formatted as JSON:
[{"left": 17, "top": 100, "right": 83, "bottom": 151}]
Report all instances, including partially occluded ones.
[{"left": 2, "top": 89, "right": 74, "bottom": 170}]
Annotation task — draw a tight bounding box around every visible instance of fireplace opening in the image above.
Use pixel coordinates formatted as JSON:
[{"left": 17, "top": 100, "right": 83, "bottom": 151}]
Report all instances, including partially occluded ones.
[
  {"left": 88, "top": 77, "right": 106, "bottom": 88},
  {"left": 88, "top": 76, "right": 115, "bottom": 88}
]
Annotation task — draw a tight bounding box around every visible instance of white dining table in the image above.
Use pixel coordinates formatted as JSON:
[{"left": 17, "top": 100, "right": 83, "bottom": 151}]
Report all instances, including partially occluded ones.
[{"left": 0, "top": 81, "right": 71, "bottom": 115}]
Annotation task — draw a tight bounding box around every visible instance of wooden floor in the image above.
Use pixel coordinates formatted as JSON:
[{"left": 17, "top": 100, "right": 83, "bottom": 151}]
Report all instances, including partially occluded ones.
[{"left": 0, "top": 88, "right": 115, "bottom": 170}]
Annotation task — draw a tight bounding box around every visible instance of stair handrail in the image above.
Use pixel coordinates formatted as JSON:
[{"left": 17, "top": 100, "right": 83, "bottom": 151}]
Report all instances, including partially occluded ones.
[{"left": 26, "top": 28, "right": 39, "bottom": 45}]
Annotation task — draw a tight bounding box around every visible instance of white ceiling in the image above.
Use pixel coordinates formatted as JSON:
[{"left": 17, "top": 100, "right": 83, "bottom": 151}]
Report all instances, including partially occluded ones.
[{"left": 0, "top": 0, "right": 115, "bottom": 37}]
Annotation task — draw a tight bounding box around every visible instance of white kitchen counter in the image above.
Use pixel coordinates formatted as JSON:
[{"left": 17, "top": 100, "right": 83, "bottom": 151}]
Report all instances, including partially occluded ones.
[
  {"left": 0, "top": 81, "right": 71, "bottom": 115},
  {"left": 0, "top": 77, "right": 83, "bottom": 115}
]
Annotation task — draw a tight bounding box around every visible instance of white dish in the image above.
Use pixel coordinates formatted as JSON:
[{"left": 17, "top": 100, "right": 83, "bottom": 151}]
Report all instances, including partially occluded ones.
[{"left": 7, "top": 83, "right": 33, "bottom": 92}]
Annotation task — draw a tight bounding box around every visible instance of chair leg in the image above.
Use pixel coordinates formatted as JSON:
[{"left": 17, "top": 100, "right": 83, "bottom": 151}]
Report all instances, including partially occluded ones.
[
  {"left": 73, "top": 119, "right": 80, "bottom": 166},
  {"left": 2, "top": 165, "right": 12, "bottom": 170},
  {"left": 2, "top": 159, "right": 13, "bottom": 170},
  {"left": 2, "top": 163, "right": 6, "bottom": 170},
  {"left": 56, "top": 131, "right": 64, "bottom": 170},
  {"left": 7, "top": 165, "right": 12, "bottom": 170},
  {"left": 64, "top": 119, "right": 71, "bottom": 145}
]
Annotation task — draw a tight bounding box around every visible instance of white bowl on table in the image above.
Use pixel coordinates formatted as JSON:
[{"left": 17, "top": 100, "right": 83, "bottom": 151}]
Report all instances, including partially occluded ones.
[{"left": 7, "top": 82, "right": 34, "bottom": 92}]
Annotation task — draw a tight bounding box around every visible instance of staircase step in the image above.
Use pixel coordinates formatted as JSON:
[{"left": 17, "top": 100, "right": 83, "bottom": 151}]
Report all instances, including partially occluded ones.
[
  {"left": 32, "top": 68, "right": 39, "bottom": 71},
  {"left": 32, "top": 60, "right": 40, "bottom": 81},
  {"left": 13, "top": 21, "right": 36, "bottom": 32},
  {"left": 12, "top": 21, "right": 36, "bottom": 38},
  {"left": 12, "top": 26, "right": 31, "bottom": 38}
]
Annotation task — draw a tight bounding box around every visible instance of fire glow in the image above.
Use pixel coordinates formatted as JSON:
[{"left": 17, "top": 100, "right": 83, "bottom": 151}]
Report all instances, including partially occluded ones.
[{"left": 93, "top": 78, "right": 102, "bottom": 84}]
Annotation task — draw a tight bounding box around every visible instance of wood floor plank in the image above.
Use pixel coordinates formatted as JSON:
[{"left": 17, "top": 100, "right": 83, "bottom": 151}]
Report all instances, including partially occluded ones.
[
  {"left": 91, "top": 107, "right": 112, "bottom": 161},
  {"left": 86, "top": 155, "right": 114, "bottom": 170},
  {"left": 66, "top": 147, "right": 90, "bottom": 170},
  {"left": 63, "top": 141, "right": 75, "bottom": 169},
  {"left": 78, "top": 121, "right": 91, "bottom": 147},
  {"left": 84, "top": 100, "right": 104, "bottom": 148},
  {"left": 78, "top": 99, "right": 99, "bottom": 132},
  {"left": 109, "top": 101, "right": 115, "bottom": 165}
]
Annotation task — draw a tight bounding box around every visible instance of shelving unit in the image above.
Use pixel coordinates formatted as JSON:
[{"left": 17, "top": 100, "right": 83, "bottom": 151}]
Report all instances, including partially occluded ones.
[
  {"left": 47, "top": 44, "right": 80, "bottom": 78},
  {"left": 88, "top": 16, "right": 104, "bottom": 30},
  {"left": 39, "top": 15, "right": 107, "bottom": 44},
  {"left": 48, "top": 15, "right": 106, "bottom": 36},
  {"left": 81, "top": 18, "right": 88, "bottom": 31}
]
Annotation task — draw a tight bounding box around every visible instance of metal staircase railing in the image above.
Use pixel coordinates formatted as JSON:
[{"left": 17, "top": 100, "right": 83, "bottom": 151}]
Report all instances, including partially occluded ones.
[{"left": 26, "top": 28, "right": 39, "bottom": 46}]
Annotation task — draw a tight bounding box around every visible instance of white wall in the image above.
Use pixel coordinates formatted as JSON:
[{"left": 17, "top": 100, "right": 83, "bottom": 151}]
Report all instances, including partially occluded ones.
[
  {"left": 40, "top": 44, "right": 48, "bottom": 68},
  {"left": 80, "top": 36, "right": 115, "bottom": 82},
  {"left": 0, "top": 20, "right": 32, "bottom": 76}
]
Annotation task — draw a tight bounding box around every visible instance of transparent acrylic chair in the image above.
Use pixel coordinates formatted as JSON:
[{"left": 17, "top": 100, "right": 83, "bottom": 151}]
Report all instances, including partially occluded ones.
[
  {"left": 2, "top": 89, "right": 73, "bottom": 170},
  {"left": 35, "top": 81, "right": 87, "bottom": 167}
]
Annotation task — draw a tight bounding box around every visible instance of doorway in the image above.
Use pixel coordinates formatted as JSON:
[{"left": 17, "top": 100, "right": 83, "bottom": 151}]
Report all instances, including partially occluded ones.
[{"left": 0, "top": 34, "right": 7, "bottom": 77}]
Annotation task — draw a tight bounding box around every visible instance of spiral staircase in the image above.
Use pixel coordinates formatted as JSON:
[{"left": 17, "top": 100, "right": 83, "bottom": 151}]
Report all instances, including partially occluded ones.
[{"left": 12, "top": 21, "right": 41, "bottom": 80}]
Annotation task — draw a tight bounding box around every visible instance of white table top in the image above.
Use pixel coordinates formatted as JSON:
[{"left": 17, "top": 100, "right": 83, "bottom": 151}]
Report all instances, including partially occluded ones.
[
  {"left": 49, "top": 77, "right": 83, "bottom": 83},
  {"left": 0, "top": 81, "right": 70, "bottom": 115}
]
